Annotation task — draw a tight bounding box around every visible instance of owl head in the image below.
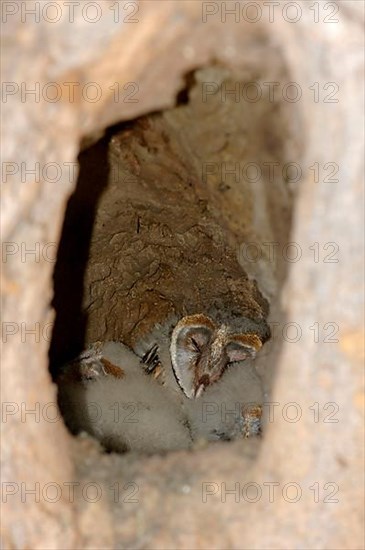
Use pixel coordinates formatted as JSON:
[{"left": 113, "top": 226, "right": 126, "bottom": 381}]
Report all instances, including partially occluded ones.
[{"left": 170, "top": 314, "right": 263, "bottom": 399}]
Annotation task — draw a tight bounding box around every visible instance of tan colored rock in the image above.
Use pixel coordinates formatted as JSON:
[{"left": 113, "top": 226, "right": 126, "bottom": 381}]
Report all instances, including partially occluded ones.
[{"left": 2, "top": 1, "right": 364, "bottom": 549}]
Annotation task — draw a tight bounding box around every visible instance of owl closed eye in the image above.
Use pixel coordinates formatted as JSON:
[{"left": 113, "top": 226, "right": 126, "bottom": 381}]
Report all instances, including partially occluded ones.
[{"left": 170, "top": 314, "right": 263, "bottom": 399}]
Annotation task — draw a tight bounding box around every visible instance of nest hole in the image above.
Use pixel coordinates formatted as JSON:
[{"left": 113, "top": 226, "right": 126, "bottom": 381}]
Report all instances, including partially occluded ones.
[{"left": 49, "top": 64, "right": 301, "bottom": 452}]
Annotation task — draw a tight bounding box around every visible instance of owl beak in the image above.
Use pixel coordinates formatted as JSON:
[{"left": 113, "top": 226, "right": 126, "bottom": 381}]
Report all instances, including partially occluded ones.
[
  {"left": 194, "top": 383, "right": 206, "bottom": 399},
  {"left": 193, "top": 374, "right": 211, "bottom": 398}
]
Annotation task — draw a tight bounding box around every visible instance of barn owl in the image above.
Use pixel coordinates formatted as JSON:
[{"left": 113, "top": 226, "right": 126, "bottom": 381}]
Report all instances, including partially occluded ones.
[
  {"left": 132, "top": 313, "right": 268, "bottom": 444},
  {"left": 134, "top": 313, "right": 269, "bottom": 400},
  {"left": 58, "top": 313, "right": 268, "bottom": 453},
  {"left": 57, "top": 341, "right": 192, "bottom": 454}
]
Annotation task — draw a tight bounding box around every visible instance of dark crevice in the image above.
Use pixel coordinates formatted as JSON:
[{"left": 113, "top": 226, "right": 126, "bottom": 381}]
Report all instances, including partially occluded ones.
[{"left": 49, "top": 137, "right": 110, "bottom": 376}]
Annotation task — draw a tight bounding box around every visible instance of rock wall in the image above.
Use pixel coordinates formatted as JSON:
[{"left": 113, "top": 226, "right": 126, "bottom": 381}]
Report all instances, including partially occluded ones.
[{"left": 2, "top": 1, "right": 364, "bottom": 548}]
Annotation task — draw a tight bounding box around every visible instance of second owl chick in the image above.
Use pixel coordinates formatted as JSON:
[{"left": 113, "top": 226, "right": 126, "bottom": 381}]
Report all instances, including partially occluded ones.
[{"left": 58, "top": 342, "right": 192, "bottom": 454}]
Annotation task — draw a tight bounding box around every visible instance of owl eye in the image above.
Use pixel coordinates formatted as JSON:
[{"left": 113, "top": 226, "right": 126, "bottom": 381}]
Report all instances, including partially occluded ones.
[
  {"left": 185, "top": 327, "right": 211, "bottom": 354},
  {"left": 190, "top": 337, "right": 201, "bottom": 353},
  {"left": 225, "top": 341, "right": 257, "bottom": 362},
  {"left": 170, "top": 318, "right": 215, "bottom": 398}
]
